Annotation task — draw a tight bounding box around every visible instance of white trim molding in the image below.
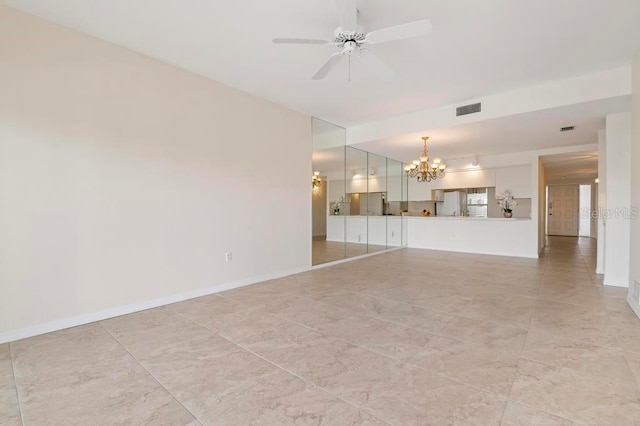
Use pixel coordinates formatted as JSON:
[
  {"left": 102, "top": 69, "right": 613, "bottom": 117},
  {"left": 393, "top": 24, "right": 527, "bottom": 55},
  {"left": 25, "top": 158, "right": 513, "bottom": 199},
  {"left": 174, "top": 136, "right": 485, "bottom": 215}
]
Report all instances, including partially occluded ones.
[
  {"left": 627, "top": 293, "right": 640, "bottom": 319},
  {"left": 0, "top": 266, "right": 309, "bottom": 344}
]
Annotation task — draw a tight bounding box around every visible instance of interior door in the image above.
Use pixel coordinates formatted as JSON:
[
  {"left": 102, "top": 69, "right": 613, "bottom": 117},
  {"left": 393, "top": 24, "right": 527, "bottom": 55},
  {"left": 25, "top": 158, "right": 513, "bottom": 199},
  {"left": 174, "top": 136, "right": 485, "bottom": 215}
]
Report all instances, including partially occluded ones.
[{"left": 548, "top": 184, "right": 579, "bottom": 236}]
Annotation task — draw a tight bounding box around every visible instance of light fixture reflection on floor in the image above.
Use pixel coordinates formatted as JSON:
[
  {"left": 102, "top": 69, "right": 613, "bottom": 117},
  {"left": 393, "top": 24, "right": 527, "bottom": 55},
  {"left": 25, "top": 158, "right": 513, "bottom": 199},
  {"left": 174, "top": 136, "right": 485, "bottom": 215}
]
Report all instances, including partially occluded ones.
[{"left": 404, "top": 136, "right": 446, "bottom": 182}]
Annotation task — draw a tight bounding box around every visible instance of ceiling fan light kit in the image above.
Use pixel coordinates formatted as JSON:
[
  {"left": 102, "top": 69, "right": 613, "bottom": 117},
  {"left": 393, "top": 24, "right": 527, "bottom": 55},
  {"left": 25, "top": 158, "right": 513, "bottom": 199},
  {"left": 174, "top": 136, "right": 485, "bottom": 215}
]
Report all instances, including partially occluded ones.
[{"left": 273, "top": 0, "right": 432, "bottom": 81}]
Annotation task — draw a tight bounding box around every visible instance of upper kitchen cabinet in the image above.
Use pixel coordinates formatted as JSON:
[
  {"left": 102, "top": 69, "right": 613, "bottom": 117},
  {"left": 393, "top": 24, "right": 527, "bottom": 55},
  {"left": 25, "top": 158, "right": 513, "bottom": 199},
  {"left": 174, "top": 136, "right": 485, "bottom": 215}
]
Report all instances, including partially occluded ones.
[
  {"left": 407, "top": 168, "right": 497, "bottom": 200},
  {"left": 495, "top": 165, "right": 532, "bottom": 198},
  {"left": 435, "top": 169, "right": 497, "bottom": 190}
]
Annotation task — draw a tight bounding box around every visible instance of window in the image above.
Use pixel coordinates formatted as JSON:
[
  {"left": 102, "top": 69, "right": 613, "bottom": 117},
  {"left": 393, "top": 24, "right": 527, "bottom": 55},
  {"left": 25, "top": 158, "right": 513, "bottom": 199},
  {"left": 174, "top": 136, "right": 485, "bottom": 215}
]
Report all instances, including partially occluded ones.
[{"left": 467, "top": 188, "right": 488, "bottom": 218}]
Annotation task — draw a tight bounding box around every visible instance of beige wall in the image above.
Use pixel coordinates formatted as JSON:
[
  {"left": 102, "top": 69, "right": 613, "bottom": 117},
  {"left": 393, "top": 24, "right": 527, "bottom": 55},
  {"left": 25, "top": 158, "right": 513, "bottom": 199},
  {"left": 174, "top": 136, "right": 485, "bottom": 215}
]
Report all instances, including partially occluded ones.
[
  {"left": 630, "top": 54, "right": 640, "bottom": 311},
  {"left": 0, "top": 6, "right": 311, "bottom": 340}
]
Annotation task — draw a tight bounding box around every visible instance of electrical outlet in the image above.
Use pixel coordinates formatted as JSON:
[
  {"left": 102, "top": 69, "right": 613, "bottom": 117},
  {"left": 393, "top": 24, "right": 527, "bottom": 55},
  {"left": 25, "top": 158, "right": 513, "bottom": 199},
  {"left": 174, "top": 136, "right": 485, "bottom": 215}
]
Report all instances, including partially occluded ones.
[
  {"left": 225, "top": 252, "right": 232, "bottom": 262},
  {"left": 358, "top": 235, "right": 361, "bottom": 242},
  {"left": 391, "top": 231, "right": 395, "bottom": 237}
]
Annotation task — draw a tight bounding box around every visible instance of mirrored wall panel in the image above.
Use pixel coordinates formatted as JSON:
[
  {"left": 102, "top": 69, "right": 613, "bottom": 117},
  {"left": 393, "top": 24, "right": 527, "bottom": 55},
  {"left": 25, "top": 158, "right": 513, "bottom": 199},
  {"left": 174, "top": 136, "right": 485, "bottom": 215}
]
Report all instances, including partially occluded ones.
[
  {"left": 345, "top": 146, "right": 369, "bottom": 259},
  {"left": 367, "top": 152, "right": 387, "bottom": 254},
  {"left": 312, "top": 118, "right": 407, "bottom": 266},
  {"left": 312, "top": 118, "right": 345, "bottom": 265},
  {"left": 386, "top": 158, "right": 405, "bottom": 249}
]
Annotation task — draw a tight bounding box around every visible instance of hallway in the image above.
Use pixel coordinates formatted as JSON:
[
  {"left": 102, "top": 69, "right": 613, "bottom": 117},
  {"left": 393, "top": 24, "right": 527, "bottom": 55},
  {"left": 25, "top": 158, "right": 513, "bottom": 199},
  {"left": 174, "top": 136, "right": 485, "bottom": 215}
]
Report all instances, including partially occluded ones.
[{"left": 2, "top": 237, "right": 639, "bottom": 425}]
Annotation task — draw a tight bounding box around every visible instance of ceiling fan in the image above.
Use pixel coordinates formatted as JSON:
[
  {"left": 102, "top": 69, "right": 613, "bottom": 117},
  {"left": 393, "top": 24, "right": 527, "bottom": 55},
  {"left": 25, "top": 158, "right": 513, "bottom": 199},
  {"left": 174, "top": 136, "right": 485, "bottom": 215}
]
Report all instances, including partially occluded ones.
[{"left": 273, "top": 0, "right": 432, "bottom": 80}]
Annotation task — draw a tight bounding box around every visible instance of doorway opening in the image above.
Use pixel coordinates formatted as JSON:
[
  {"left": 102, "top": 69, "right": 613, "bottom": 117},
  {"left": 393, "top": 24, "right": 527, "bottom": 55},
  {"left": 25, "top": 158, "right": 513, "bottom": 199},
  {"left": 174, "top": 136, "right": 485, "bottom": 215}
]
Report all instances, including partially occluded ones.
[
  {"left": 578, "top": 184, "right": 592, "bottom": 237},
  {"left": 546, "top": 183, "right": 595, "bottom": 238}
]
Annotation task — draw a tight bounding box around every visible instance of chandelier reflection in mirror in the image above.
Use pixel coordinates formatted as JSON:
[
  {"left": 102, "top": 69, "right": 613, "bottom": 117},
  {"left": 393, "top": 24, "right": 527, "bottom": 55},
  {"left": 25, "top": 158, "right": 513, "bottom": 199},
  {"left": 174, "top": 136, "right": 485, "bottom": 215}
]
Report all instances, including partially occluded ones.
[
  {"left": 404, "top": 136, "right": 447, "bottom": 182},
  {"left": 312, "top": 171, "right": 321, "bottom": 192}
]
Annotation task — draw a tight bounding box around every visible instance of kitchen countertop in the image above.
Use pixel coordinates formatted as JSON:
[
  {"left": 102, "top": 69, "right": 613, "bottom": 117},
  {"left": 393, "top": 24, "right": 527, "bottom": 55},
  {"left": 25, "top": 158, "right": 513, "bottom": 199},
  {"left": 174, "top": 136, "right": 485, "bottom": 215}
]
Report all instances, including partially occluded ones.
[
  {"left": 327, "top": 215, "right": 401, "bottom": 217},
  {"left": 405, "top": 215, "right": 531, "bottom": 221},
  {"left": 328, "top": 215, "right": 531, "bottom": 220}
]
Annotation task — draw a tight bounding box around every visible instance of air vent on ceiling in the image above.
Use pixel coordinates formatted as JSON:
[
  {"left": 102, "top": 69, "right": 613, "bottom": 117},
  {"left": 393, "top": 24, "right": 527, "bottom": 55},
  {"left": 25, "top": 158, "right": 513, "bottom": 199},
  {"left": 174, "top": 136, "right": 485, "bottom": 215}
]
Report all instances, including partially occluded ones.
[
  {"left": 560, "top": 126, "right": 575, "bottom": 132},
  {"left": 456, "top": 103, "right": 481, "bottom": 117}
]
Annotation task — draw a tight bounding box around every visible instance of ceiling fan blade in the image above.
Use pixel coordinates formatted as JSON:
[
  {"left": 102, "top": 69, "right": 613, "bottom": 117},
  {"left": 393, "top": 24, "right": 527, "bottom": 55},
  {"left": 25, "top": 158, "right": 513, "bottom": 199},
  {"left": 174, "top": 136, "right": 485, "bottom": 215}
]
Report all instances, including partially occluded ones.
[
  {"left": 273, "top": 38, "right": 331, "bottom": 45},
  {"left": 358, "top": 49, "right": 395, "bottom": 80},
  {"left": 312, "top": 52, "right": 344, "bottom": 80},
  {"left": 365, "top": 19, "right": 432, "bottom": 45},
  {"left": 336, "top": 0, "right": 357, "bottom": 32}
]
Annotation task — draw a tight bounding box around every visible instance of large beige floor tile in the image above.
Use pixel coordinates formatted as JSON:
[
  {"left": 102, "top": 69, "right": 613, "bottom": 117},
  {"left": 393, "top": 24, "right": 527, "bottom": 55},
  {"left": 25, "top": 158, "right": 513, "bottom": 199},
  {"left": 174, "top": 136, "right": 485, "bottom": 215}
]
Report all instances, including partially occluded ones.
[
  {"left": 136, "top": 341, "right": 383, "bottom": 425},
  {"left": 11, "top": 324, "right": 198, "bottom": 425},
  {"left": 479, "top": 280, "right": 541, "bottom": 298},
  {"left": 101, "top": 307, "right": 239, "bottom": 360},
  {"left": 397, "top": 292, "right": 476, "bottom": 316},
  {"left": 362, "top": 364, "right": 507, "bottom": 425},
  {"left": 257, "top": 295, "right": 358, "bottom": 331},
  {"left": 0, "top": 344, "right": 20, "bottom": 426},
  {"left": 537, "top": 282, "right": 607, "bottom": 307},
  {"left": 167, "top": 293, "right": 252, "bottom": 328},
  {"left": 439, "top": 315, "right": 529, "bottom": 354},
  {"left": 17, "top": 372, "right": 199, "bottom": 425},
  {"left": 623, "top": 350, "right": 640, "bottom": 388},
  {"left": 217, "top": 289, "right": 297, "bottom": 310},
  {"left": 202, "top": 377, "right": 386, "bottom": 425},
  {"left": 317, "top": 314, "right": 434, "bottom": 361},
  {"left": 501, "top": 401, "right": 578, "bottom": 425},
  {"left": 510, "top": 359, "right": 640, "bottom": 425},
  {"left": 309, "top": 291, "right": 403, "bottom": 318},
  {"left": 357, "top": 300, "right": 458, "bottom": 334},
  {"left": 521, "top": 329, "right": 636, "bottom": 385},
  {"left": 612, "top": 323, "right": 640, "bottom": 354},
  {"left": 12, "top": 323, "right": 134, "bottom": 381},
  {"left": 527, "top": 318, "right": 621, "bottom": 350},
  {"left": 408, "top": 336, "right": 520, "bottom": 396},
  {"left": 0, "top": 386, "right": 22, "bottom": 426},
  {"left": 460, "top": 294, "right": 537, "bottom": 328},
  {"left": 597, "top": 286, "right": 629, "bottom": 300},
  {"left": 0, "top": 345, "right": 14, "bottom": 388},
  {"left": 245, "top": 333, "right": 403, "bottom": 405},
  {"left": 215, "top": 307, "right": 325, "bottom": 354},
  {"left": 529, "top": 300, "right": 620, "bottom": 347}
]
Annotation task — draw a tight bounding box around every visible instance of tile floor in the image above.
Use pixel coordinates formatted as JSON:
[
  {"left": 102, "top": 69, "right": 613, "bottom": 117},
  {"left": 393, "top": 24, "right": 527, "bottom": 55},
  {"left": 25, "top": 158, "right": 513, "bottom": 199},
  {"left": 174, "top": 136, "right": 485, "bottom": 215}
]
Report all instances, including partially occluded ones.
[
  {"left": 311, "top": 238, "right": 389, "bottom": 265},
  {"left": 2, "top": 237, "right": 640, "bottom": 425}
]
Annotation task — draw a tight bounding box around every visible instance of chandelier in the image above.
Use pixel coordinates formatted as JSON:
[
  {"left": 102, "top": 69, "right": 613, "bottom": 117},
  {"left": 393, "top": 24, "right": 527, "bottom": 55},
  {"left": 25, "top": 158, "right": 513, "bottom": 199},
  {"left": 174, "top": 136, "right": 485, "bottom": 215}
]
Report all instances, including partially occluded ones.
[
  {"left": 312, "top": 171, "right": 321, "bottom": 191},
  {"left": 404, "top": 136, "right": 446, "bottom": 182}
]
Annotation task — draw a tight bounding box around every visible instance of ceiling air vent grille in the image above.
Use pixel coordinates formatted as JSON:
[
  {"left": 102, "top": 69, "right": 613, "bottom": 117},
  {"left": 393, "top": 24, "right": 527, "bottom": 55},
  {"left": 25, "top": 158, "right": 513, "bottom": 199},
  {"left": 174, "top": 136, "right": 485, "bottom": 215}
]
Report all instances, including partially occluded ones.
[
  {"left": 456, "top": 103, "right": 481, "bottom": 117},
  {"left": 560, "top": 126, "right": 575, "bottom": 132}
]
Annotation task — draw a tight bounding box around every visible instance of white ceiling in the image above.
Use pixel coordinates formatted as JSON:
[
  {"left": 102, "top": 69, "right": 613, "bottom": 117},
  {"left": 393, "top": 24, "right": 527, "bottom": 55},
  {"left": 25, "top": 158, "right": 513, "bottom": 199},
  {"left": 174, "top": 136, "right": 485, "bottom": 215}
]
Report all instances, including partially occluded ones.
[
  {"left": 3, "top": 0, "right": 639, "bottom": 127},
  {"left": 353, "top": 96, "right": 629, "bottom": 164},
  {"left": 542, "top": 152, "right": 599, "bottom": 181}
]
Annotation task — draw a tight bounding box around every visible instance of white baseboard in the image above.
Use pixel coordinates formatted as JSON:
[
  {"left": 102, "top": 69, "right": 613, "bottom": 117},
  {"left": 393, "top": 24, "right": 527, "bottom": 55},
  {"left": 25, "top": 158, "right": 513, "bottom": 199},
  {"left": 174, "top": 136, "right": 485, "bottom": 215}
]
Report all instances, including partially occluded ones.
[
  {"left": 0, "top": 266, "right": 310, "bottom": 345},
  {"left": 407, "top": 244, "right": 539, "bottom": 259},
  {"left": 627, "top": 293, "right": 640, "bottom": 319}
]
